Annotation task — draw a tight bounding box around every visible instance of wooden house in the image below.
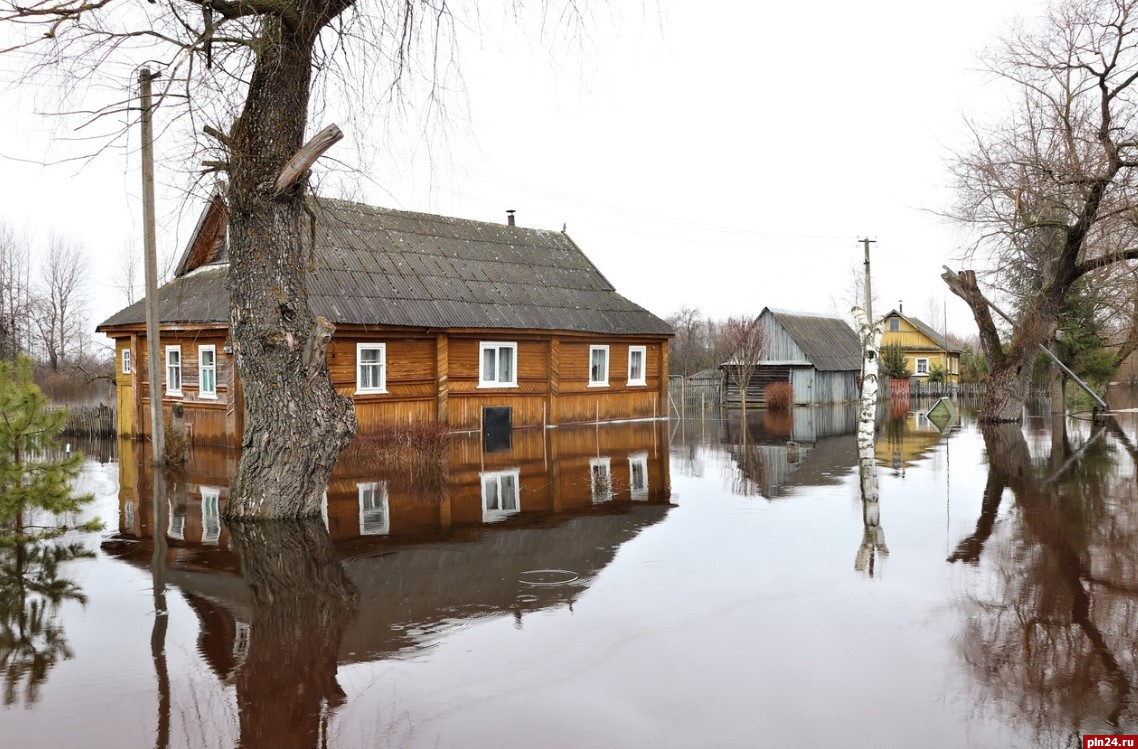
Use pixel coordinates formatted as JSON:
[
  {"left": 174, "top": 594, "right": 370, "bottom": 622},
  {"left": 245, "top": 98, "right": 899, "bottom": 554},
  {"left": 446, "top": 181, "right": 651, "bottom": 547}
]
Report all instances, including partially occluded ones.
[
  {"left": 97, "top": 197, "right": 673, "bottom": 446},
  {"left": 880, "top": 309, "right": 962, "bottom": 384},
  {"left": 722, "top": 308, "right": 861, "bottom": 406}
]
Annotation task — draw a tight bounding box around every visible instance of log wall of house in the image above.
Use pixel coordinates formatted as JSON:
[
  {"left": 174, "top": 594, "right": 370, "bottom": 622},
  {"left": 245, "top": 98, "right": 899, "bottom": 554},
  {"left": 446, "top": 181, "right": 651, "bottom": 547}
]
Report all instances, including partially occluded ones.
[
  {"left": 109, "top": 328, "right": 670, "bottom": 444},
  {"left": 723, "top": 365, "right": 791, "bottom": 406},
  {"left": 113, "top": 329, "right": 241, "bottom": 447}
]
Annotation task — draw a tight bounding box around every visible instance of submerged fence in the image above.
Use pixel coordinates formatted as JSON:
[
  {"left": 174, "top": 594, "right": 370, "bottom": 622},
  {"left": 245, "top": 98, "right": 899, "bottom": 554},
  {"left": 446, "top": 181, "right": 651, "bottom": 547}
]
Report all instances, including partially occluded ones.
[
  {"left": 52, "top": 404, "right": 117, "bottom": 438},
  {"left": 668, "top": 375, "right": 722, "bottom": 417},
  {"left": 669, "top": 372, "right": 1002, "bottom": 417}
]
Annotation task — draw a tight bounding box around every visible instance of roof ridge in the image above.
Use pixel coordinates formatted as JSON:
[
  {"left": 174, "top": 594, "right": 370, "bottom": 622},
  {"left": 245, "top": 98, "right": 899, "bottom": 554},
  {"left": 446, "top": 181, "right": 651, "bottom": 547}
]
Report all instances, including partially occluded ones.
[{"left": 317, "top": 197, "right": 565, "bottom": 238}]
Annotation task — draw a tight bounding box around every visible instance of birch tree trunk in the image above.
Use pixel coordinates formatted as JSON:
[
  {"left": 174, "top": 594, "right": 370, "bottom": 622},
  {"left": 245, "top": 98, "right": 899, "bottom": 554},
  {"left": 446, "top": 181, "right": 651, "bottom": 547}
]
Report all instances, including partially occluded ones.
[{"left": 853, "top": 307, "right": 888, "bottom": 574}]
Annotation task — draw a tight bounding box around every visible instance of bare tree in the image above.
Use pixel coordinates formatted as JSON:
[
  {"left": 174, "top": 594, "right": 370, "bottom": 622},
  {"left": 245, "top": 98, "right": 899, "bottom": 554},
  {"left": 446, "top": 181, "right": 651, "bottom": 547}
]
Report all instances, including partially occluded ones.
[
  {"left": 112, "top": 241, "right": 141, "bottom": 307},
  {"left": 1, "top": 1, "right": 593, "bottom": 518},
  {"left": 945, "top": 0, "right": 1138, "bottom": 421},
  {"left": 666, "top": 306, "right": 707, "bottom": 378},
  {"left": 0, "top": 223, "right": 33, "bottom": 361},
  {"left": 722, "top": 314, "right": 765, "bottom": 417},
  {"left": 32, "top": 236, "right": 88, "bottom": 372}
]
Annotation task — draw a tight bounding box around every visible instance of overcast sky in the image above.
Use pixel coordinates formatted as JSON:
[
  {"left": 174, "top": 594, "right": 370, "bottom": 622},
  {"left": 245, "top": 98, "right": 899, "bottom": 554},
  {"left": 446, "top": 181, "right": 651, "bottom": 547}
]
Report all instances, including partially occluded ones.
[{"left": 0, "top": 0, "right": 1036, "bottom": 346}]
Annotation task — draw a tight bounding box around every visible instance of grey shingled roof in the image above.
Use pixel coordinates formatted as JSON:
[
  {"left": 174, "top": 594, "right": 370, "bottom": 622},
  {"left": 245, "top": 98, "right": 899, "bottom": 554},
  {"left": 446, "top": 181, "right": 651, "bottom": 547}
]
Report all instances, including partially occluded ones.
[
  {"left": 98, "top": 198, "right": 673, "bottom": 336},
  {"left": 767, "top": 308, "right": 861, "bottom": 372}
]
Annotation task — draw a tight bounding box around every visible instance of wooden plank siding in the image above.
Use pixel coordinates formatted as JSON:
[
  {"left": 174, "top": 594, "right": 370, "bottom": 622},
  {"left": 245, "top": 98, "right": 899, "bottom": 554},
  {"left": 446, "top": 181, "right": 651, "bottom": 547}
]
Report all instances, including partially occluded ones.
[
  {"left": 881, "top": 314, "right": 961, "bottom": 384},
  {"left": 105, "top": 326, "right": 670, "bottom": 445},
  {"left": 112, "top": 328, "right": 240, "bottom": 446}
]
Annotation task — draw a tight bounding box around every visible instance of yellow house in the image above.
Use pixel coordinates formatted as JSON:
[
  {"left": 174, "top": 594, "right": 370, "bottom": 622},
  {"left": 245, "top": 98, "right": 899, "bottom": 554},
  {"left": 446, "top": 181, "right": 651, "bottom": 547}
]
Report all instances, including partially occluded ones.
[{"left": 881, "top": 309, "right": 962, "bottom": 384}]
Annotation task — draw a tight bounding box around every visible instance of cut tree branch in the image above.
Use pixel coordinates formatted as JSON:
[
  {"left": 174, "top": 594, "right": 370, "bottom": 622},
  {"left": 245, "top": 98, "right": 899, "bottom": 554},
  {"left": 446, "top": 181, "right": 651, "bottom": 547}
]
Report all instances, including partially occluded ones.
[
  {"left": 272, "top": 123, "right": 342, "bottom": 195},
  {"left": 941, "top": 266, "right": 1007, "bottom": 369}
]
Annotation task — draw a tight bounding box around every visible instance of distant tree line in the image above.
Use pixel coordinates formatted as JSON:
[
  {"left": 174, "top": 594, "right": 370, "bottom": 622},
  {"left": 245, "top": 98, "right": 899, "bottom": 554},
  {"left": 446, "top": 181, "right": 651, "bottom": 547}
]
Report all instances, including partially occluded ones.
[
  {"left": 666, "top": 306, "right": 739, "bottom": 379},
  {"left": 0, "top": 222, "right": 112, "bottom": 403}
]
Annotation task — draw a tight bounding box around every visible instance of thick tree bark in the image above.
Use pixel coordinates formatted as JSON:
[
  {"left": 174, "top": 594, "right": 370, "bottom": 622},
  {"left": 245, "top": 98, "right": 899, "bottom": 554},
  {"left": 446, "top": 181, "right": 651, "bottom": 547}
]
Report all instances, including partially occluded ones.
[
  {"left": 942, "top": 268, "right": 1059, "bottom": 423},
  {"left": 223, "top": 14, "right": 357, "bottom": 519}
]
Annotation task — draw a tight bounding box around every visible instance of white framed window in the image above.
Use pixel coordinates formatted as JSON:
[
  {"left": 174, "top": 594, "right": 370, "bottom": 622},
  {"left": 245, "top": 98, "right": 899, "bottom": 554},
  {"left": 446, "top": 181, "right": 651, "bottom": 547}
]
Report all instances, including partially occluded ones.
[
  {"left": 889, "top": 317, "right": 900, "bottom": 332},
  {"left": 590, "top": 456, "right": 612, "bottom": 503},
  {"left": 201, "top": 487, "right": 221, "bottom": 544},
  {"left": 121, "top": 348, "right": 132, "bottom": 375},
  {"left": 165, "top": 345, "right": 182, "bottom": 396},
  {"left": 199, "top": 345, "right": 217, "bottom": 399},
  {"left": 479, "top": 341, "right": 517, "bottom": 388},
  {"left": 358, "top": 481, "right": 390, "bottom": 536},
  {"left": 481, "top": 468, "right": 521, "bottom": 523},
  {"left": 589, "top": 345, "right": 609, "bottom": 387},
  {"left": 233, "top": 621, "right": 251, "bottom": 665},
  {"left": 167, "top": 499, "right": 185, "bottom": 541},
  {"left": 356, "top": 343, "right": 387, "bottom": 394},
  {"left": 628, "top": 451, "right": 649, "bottom": 500},
  {"left": 915, "top": 357, "right": 929, "bottom": 376},
  {"left": 627, "top": 345, "right": 646, "bottom": 386}
]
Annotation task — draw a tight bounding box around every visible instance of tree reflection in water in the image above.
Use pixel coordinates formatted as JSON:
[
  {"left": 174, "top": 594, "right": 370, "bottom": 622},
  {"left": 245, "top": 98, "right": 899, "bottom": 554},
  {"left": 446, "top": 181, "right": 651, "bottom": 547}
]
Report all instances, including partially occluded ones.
[
  {"left": 0, "top": 538, "right": 89, "bottom": 706},
  {"left": 953, "top": 421, "right": 1138, "bottom": 744},
  {"left": 227, "top": 519, "right": 359, "bottom": 749}
]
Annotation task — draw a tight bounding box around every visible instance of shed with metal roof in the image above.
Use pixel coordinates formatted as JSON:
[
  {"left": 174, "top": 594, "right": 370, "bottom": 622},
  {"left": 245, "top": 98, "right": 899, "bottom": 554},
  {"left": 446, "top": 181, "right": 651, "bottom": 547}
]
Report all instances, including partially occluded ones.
[{"left": 722, "top": 307, "right": 861, "bottom": 406}]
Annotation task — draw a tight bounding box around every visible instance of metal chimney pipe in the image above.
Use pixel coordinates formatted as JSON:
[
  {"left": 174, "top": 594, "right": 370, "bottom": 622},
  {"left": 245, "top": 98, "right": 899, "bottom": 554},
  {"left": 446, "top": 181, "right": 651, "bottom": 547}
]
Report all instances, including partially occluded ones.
[{"left": 507, "top": 209, "right": 515, "bottom": 226}]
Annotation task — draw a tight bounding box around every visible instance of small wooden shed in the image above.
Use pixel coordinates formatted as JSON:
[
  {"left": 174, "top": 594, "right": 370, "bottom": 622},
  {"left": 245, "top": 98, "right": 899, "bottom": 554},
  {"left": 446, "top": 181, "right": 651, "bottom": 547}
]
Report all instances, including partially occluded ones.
[{"left": 722, "top": 307, "right": 861, "bottom": 406}]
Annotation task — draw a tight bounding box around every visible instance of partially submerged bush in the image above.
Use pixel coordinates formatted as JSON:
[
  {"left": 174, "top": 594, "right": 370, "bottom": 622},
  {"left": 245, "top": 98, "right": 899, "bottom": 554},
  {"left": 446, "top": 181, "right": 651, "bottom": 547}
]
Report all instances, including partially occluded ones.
[
  {"left": 345, "top": 420, "right": 452, "bottom": 483},
  {"left": 764, "top": 382, "right": 793, "bottom": 410}
]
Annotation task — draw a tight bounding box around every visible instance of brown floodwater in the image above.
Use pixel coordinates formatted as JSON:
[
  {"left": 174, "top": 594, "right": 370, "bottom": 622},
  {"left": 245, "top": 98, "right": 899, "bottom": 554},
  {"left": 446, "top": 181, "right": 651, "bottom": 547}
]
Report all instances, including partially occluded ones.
[{"left": 3, "top": 392, "right": 1137, "bottom": 748}]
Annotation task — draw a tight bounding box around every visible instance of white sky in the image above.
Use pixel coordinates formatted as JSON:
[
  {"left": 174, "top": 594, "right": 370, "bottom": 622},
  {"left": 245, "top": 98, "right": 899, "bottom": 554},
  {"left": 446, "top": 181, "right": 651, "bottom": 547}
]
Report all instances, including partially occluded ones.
[{"left": 0, "top": 0, "right": 1037, "bottom": 347}]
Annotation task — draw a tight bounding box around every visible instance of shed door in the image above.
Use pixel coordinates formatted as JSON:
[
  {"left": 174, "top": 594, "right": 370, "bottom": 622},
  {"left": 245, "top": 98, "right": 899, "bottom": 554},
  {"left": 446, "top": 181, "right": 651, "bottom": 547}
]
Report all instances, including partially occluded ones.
[{"left": 790, "top": 368, "right": 815, "bottom": 405}]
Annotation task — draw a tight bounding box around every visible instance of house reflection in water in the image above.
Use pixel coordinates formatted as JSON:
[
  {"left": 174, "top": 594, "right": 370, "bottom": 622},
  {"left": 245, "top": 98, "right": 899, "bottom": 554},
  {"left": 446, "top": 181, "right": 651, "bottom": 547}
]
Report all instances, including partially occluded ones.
[
  {"left": 103, "top": 421, "right": 672, "bottom": 673},
  {"left": 877, "top": 397, "right": 959, "bottom": 476},
  {"left": 719, "top": 404, "right": 859, "bottom": 498},
  {"left": 714, "top": 399, "right": 956, "bottom": 498}
]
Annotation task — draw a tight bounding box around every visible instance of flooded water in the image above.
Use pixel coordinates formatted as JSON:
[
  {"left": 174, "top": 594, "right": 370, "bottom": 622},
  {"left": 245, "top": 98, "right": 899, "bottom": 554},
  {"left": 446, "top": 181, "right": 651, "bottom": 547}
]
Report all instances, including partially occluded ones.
[{"left": 3, "top": 391, "right": 1138, "bottom": 748}]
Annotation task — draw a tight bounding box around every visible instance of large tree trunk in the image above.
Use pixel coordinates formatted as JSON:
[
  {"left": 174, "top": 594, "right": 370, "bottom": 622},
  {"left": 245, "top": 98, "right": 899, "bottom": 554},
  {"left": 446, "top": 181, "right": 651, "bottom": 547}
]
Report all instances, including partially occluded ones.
[
  {"left": 980, "top": 346, "right": 1039, "bottom": 422},
  {"left": 223, "top": 16, "right": 357, "bottom": 519},
  {"left": 943, "top": 268, "right": 1059, "bottom": 423}
]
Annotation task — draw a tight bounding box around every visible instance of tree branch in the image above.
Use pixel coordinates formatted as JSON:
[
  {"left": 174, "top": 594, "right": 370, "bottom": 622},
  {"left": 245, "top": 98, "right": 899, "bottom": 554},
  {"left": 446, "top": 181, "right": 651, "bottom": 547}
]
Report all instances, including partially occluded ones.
[
  {"left": 942, "top": 266, "right": 1007, "bottom": 369},
  {"left": 272, "top": 123, "right": 342, "bottom": 195}
]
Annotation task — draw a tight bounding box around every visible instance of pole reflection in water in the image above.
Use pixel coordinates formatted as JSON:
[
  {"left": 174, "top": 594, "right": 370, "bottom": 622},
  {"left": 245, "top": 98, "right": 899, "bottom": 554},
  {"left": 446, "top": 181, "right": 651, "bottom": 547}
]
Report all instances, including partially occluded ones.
[
  {"left": 952, "top": 417, "right": 1138, "bottom": 743},
  {"left": 101, "top": 420, "right": 672, "bottom": 748}
]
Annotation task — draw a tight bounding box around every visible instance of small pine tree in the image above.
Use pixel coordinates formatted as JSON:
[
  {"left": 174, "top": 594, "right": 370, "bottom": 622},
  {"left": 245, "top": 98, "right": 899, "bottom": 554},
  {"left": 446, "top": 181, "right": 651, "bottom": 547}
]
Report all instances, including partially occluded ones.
[
  {"left": 880, "top": 344, "right": 912, "bottom": 379},
  {"left": 0, "top": 357, "right": 99, "bottom": 545}
]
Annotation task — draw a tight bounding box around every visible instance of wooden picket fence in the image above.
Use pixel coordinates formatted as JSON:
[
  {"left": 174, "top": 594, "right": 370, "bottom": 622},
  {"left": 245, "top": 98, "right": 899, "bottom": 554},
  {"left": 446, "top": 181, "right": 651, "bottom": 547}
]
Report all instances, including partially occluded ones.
[{"left": 52, "top": 403, "right": 117, "bottom": 438}]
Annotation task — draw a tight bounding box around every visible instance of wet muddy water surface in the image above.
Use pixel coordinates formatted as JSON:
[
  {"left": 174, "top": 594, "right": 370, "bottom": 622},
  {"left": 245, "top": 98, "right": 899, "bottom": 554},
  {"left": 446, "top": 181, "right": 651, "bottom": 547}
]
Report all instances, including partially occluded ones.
[{"left": 3, "top": 392, "right": 1138, "bottom": 748}]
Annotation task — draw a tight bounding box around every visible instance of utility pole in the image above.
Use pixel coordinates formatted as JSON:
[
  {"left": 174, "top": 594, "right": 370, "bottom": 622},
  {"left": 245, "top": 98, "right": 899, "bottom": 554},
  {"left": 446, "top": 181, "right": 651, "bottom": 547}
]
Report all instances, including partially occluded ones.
[
  {"left": 140, "top": 67, "right": 165, "bottom": 465},
  {"left": 860, "top": 237, "right": 876, "bottom": 325}
]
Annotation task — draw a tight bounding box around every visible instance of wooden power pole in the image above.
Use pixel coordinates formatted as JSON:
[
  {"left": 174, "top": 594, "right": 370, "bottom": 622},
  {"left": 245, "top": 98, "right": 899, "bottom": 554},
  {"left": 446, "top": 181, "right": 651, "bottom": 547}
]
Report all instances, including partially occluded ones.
[
  {"left": 140, "top": 67, "right": 165, "bottom": 464},
  {"left": 861, "top": 237, "right": 876, "bottom": 325}
]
